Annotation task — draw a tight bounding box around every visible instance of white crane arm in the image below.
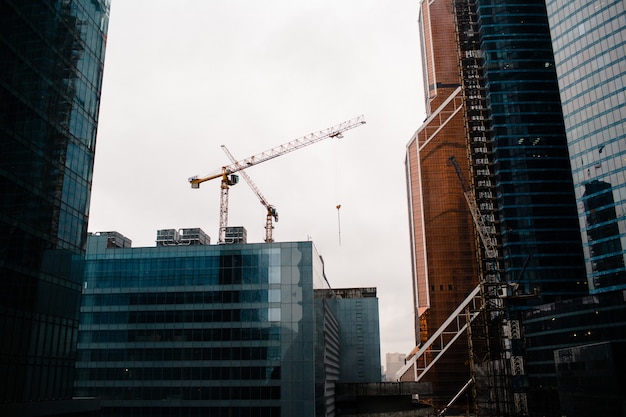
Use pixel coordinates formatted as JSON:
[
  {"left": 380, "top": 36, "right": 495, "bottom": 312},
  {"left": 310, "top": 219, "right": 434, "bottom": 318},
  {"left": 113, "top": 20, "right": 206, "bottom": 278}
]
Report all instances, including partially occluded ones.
[
  {"left": 188, "top": 115, "right": 365, "bottom": 188},
  {"left": 221, "top": 145, "right": 273, "bottom": 215},
  {"left": 448, "top": 156, "right": 497, "bottom": 258}
]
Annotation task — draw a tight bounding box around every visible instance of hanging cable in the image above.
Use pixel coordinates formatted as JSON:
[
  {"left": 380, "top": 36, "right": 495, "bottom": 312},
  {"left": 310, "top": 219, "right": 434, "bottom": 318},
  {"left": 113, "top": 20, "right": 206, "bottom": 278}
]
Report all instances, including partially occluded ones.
[
  {"left": 334, "top": 140, "right": 342, "bottom": 246},
  {"left": 336, "top": 204, "right": 342, "bottom": 246}
]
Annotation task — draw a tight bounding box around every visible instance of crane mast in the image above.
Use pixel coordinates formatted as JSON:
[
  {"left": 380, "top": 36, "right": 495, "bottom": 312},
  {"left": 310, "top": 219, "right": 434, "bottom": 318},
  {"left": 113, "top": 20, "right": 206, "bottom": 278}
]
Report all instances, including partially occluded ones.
[
  {"left": 448, "top": 155, "right": 528, "bottom": 416},
  {"left": 189, "top": 115, "right": 366, "bottom": 243},
  {"left": 447, "top": 156, "right": 497, "bottom": 259},
  {"left": 222, "top": 145, "right": 278, "bottom": 243}
]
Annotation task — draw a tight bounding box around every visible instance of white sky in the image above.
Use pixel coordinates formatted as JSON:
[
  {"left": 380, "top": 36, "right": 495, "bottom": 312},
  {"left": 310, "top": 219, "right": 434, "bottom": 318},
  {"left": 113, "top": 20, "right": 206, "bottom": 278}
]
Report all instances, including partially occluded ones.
[{"left": 88, "top": 1, "right": 426, "bottom": 366}]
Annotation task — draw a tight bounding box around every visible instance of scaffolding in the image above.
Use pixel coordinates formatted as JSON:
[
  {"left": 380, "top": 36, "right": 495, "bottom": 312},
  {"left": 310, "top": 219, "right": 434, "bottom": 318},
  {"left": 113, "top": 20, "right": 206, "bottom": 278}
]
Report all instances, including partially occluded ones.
[
  {"left": 452, "top": 0, "right": 524, "bottom": 415},
  {"left": 399, "top": 1, "right": 530, "bottom": 414}
]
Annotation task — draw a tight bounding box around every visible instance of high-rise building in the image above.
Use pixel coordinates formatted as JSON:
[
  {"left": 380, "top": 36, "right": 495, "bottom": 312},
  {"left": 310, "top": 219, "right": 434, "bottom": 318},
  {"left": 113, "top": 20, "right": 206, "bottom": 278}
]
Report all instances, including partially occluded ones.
[
  {"left": 402, "top": 0, "right": 480, "bottom": 407},
  {"left": 403, "top": 0, "right": 591, "bottom": 413},
  {"left": 75, "top": 231, "right": 383, "bottom": 417},
  {"left": 76, "top": 233, "right": 320, "bottom": 417},
  {"left": 514, "top": 2, "right": 626, "bottom": 415},
  {"left": 0, "top": 1, "right": 110, "bottom": 415},
  {"left": 402, "top": 0, "right": 486, "bottom": 405},
  {"left": 544, "top": 0, "right": 626, "bottom": 294},
  {"left": 475, "top": 0, "right": 587, "bottom": 303},
  {"left": 314, "top": 288, "right": 382, "bottom": 415}
]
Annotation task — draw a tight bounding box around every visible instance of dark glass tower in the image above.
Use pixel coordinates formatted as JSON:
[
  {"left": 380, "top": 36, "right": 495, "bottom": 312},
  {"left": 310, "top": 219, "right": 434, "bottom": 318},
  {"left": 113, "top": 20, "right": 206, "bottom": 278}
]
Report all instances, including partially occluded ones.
[
  {"left": 475, "top": 1, "right": 589, "bottom": 415},
  {"left": 0, "top": 0, "right": 110, "bottom": 412},
  {"left": 475, "top": 0, "right": 587, "bottom": 303}
]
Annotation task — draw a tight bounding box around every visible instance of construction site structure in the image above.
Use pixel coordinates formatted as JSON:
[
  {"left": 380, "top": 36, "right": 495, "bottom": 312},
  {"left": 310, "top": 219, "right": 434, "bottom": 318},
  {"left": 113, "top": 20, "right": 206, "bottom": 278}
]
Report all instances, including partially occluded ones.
[
  {"left": 453, "top": 0, "right": 526, "bottom": 414},
  {"left": 397, "top": 1, "right": 526, "bottom": 415},
  {"left": 188, "top": 115, "right": 366, "bottom": 244},
  {"left": 221, "top": 145, "right": 278, "bottom": 243}
]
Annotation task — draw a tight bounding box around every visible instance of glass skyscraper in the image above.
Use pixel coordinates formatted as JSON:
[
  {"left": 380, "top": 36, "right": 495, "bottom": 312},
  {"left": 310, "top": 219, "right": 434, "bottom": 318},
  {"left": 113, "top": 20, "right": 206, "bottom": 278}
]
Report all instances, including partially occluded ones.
[
  {"left": 475, "top": 0, "right": 587, "bottom": 302},
  {"left": 402, "top": 1, "right": 480, "bottom": 408},
  {"left": 0, "top": 0, "right": 110, "bottom": 414},
  {"left": 544, "top": 0, "right": 626, "bottom": 294},
  {"left": 511, "top": 2, "right": 626, "bottom": 415}
]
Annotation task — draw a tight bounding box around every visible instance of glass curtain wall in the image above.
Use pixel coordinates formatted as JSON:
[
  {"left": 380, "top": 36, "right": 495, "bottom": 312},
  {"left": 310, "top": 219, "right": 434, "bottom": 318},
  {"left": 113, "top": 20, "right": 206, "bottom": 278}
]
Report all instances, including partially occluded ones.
[
  {"left": 76, "top": 238, "right": 320, "bottom": 417},
  {"left": 475, "top": 0, "right": 587, "bottom": 303},
  {"left": 545, "top": 0, "right": 626, "bottom": 294},
  {"left": 0, "top": 0, "right": 110, "bottom": 404}
]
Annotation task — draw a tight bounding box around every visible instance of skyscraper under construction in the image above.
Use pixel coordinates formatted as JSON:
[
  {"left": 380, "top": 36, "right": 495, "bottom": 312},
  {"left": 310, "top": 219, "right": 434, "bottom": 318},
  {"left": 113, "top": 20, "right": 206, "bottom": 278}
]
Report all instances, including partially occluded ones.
[
  {"left": 402, "top": 0, "right": 587, "bottom": 414},
  {"left": 403, "top": 0, "right": 480, "bottom": 409}
]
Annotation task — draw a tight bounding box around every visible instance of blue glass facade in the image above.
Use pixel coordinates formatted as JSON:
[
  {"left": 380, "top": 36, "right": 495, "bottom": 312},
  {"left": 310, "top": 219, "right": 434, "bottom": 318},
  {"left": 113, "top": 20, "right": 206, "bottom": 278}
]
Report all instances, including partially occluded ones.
[
  {"left": 475, "top": 0, "right": 587, "bottom": 302},
  {"left": 474, "top": 2, "right": 592, "bottom": 414},
  {"left": 0, "top": 0, "right": 110, "bottom": 408},
  {"left": 317, "top": 288, "right": 381, "bottom": 383},
  {"left": 545, "top": 0, "right": 626, "bottom": 294},
  {"left": 75, "top": 235, "right": 326, "bottom": 417},
  {"left": 523, "top": 293, "right": 626, "bottom": 415},
  {"left": 314, "top": 296, "right": 340, "bottom": 416}
]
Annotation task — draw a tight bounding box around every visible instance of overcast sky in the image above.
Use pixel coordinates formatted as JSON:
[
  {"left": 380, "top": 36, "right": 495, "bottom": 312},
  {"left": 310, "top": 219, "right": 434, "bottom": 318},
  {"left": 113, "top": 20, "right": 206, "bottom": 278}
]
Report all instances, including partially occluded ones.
[{"left": 88, "top": 1, "right": 426, "bottom": 365}]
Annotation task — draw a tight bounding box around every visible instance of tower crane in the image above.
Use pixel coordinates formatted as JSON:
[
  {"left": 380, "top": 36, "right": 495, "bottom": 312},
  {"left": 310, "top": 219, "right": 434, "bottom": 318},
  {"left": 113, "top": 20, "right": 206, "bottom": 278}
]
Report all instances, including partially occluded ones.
[
  {"left": 188, "top": 115, "right": 366, "bottom": 244},
  {"left": 447, "top": 155, "right": 529, "bottom": 416},
  {"left": 221, "top": 144, "right": 278, "bottom": 243},
  {"left": 447, "top": 156, "right": 497, "bottom": 259}
]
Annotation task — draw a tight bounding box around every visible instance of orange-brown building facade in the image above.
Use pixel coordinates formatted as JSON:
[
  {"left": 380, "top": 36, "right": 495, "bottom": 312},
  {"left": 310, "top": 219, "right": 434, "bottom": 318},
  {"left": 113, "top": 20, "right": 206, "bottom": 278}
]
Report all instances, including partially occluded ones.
[{"left": 401, "top": 0, "right": 480, "bottom": 407}]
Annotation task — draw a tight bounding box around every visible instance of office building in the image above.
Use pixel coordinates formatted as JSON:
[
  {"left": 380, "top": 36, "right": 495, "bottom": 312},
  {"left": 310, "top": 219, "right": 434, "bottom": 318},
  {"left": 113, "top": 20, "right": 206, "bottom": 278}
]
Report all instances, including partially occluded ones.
[
  {"left": 315, "top": 288, "right": 381, "bottom": 383},
  {"left": 75, "top": 231, "right": 383, "bottom": 417},
  {"left": 475, "top": 0, "right": 587, "bottom": 303},
  {"left": 403, "top": 0, "right": 481, "bottom": 407},
  {"left": 522, "top": 292, "right": 626, "bottom": 416},
  {"left": 314, "top": 288, "right": 382, "bottom": 416},
  {"left": 544, "top": 0, "right": 626, "bottom": 293},
  {"left": 554, "top": 341, "right": 626, "bottom": 417},
  {"left": 468, "top": 3, "right": 591, "bottom": 408},
  {"left": 384, "top": 353, "right": 405, "bottom": 382},
  {"left": 0, "top": 1, "right": 110, "bottom": 415},
  {"left": 76, "top": 232, "right": 320, "bottom": 417},
  {"left": 511, "top": 2, "right": 626, "bottom": 415}
]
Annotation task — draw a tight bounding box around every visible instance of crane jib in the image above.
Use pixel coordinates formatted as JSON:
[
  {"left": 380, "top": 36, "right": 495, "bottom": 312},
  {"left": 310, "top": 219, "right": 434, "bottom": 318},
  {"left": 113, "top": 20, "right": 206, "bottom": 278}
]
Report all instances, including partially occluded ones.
[
  {"left": 188, "top": 115, "right": 366, "bottom": 244},
  {"left": 188, "top": 115, "right": 365, "bottom": 187}
]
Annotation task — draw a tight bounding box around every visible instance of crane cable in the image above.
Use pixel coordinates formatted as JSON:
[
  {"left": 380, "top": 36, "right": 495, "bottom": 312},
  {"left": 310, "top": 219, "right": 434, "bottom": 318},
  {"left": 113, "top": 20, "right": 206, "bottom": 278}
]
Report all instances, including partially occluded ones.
[
  {"left": 335, "top": 140, "right": 342, "bottom": 246},
  {"left": 336, "top": 204, "right": 342, "bottom": 246}
]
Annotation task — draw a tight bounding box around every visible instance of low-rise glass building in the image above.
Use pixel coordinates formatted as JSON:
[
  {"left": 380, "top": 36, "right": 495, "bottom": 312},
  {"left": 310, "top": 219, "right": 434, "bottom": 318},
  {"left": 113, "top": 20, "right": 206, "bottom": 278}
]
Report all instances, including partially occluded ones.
[
  {"left": 316, "top": 288, "right": 381, "bottom": 383},
  {"left": 75, "top": 231, "right": 382, "bottom": 417},
  {"left": 75, "top": 232, "right": 325, "bottom": 417}
]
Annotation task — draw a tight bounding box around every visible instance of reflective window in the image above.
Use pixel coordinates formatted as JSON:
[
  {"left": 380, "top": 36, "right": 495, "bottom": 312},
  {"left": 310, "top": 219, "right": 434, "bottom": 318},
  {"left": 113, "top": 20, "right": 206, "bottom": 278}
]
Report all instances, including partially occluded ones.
[
  {"left": 546, "top": 0, "right": 626, "bottom": 293},
  {"left": 76, "top": 239, "right": 320, "bottom": 416}
]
